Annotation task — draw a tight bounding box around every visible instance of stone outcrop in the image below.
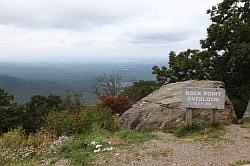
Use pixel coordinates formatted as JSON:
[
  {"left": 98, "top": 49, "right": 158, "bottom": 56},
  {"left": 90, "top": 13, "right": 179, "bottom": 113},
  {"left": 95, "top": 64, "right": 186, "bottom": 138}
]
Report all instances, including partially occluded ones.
[{"left": 120, "top": 80, "right": 238, "bottom": 130}]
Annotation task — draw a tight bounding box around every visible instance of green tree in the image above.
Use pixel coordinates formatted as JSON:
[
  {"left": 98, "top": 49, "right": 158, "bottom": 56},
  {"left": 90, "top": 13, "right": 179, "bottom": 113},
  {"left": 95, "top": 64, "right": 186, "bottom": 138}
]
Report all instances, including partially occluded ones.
[
  {"left": 0, "top": 89, "right": 24, "bottom": 133},
  {"left": 152, "top": 50, "right": 212, "bottom": 84},
  {"left": 201, "top": 0, "right": 250, "bottom": 118},
  {"left": 24, "top": 95, "right": 62, "bottom": 133},
  {"left": 0, "top": 89, "right": 14, "bottom": 106},
  {"left": 122, "top": 80, "right": 161, "bottom": 102},
  {"left": 153, "top": 0, "right": 250, "bottom": 118},
  {"left": 0, "top": 105, "right": 24, "bottom": 133}
]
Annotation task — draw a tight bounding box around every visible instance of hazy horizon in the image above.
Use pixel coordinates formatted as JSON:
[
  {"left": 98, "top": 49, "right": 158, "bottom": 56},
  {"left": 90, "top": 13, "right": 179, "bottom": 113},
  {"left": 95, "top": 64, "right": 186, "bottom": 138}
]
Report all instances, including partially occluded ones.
[{"left": 0, "top": 56, "right": 168, "bottom": 64}]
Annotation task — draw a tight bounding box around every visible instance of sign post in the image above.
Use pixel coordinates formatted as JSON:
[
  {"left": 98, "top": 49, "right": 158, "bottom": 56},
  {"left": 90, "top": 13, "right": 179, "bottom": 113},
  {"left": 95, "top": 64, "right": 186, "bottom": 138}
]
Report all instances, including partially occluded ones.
[
  {"left": 211, "top": 109, "right": 216, "bottom": 123},
  {"left": 182, "top": 87, "right": 225, "bottom": 126},
  {"left": 186, "top": 108, "right": 193, "bottom": 126}
]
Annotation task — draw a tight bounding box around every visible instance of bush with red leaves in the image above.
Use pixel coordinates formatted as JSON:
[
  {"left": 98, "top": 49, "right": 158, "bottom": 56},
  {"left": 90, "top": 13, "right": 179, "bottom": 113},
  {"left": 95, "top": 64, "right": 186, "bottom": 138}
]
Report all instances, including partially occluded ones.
[{"left": 100, "top": 95, "right": 133, "bottom": 116}]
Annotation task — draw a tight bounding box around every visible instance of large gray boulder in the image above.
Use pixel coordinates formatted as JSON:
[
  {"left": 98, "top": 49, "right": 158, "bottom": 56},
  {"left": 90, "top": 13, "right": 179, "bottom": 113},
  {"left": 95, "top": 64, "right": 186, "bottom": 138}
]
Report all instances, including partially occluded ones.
[{"left": 120, "top": 80, "right": 238, "bottom": 130}]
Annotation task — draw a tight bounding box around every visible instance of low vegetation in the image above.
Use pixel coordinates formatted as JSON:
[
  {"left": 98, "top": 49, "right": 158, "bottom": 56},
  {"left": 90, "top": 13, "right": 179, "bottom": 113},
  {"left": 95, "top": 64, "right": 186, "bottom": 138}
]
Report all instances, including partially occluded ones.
[
  {"left": 170, "top": 121, "right": 225, "bottom": 141},
  {"left": 60, "top": 130, "right": 156, "bottom": 165},
  {"left": 0, "top": 87, "right": 156, "bottom": 165},
  {"left": 240, "top": 117, "right": 250, "bottom": 129},
  {"left": 0, "top": 86, "right": 247, "bottom": 165},
  {"left": 0, "top": 127, "right": 156, "bottom": 166},
  {"left": 230, "top": 160, "right": 250, "bottom": 166},
  {"left": 0, "top": 127, "right": 56, "bottom": 166},
  {"left": 45, "top": 106, "right": 120, "bottom": 136}
]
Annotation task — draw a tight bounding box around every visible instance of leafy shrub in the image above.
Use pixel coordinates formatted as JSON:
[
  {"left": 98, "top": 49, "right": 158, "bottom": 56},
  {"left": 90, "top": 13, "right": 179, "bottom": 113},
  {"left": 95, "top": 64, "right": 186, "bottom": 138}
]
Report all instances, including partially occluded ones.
[
  {"left": 100, "top": 95, "right": 132, "bottom": 115},
  {"left": 23, "top": 95, "right": 63, "bottom": 133},
  {"left": 0, "top": 127, "right": 26, "bottom": 148},
  {"left": 0, "top": 105, "right": 25, "bottom": 134},
  {"left": 0, "top": 127, "right": 56, "bottom": 149},
  {"left": 45, "top": 106, "right": 120, "bottom": 136},
  {"left": 122, "top": 80, "right": 161, "bottom": 102},
  {"left": 45, "top": 111, "right": 74, "bottom": 136},
  {"left": 0, "top": 127, "right": 55, "bottom": 165},
  {"left": 25, "top": 130, "right": 57, "bottom": 148}
]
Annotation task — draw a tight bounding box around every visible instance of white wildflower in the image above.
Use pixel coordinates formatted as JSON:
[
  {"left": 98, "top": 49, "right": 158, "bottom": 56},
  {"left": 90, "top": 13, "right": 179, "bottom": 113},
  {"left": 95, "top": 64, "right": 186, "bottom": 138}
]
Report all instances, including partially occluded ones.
[
  {"left": 58, "top": 135, "right": 70, "bottom": 143},
  {"left": 90, "top": 141, "right": 96, "bottom": 145},
  {"left": 95, "top": 144, "right": 102, "bottom": 149},
  {"left": 103, "top": 147, "right": 113, "bottom": 151},
  {"left": 93, "top": 149, "right": 101, "bottom": 153}
]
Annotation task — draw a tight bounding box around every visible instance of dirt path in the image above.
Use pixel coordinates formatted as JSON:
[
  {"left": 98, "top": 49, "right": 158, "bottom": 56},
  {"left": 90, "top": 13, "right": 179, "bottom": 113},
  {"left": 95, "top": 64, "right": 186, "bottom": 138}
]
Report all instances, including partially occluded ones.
[{"left": 95, "top": 125, "right": 250, "bottom": 166}]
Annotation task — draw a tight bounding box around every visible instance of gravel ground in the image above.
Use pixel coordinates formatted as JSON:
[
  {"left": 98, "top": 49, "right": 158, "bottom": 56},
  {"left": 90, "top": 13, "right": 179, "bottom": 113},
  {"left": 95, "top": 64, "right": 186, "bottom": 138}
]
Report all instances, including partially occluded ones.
[{"left": 94, "top": 125, "right": 250, "bottom": 166}]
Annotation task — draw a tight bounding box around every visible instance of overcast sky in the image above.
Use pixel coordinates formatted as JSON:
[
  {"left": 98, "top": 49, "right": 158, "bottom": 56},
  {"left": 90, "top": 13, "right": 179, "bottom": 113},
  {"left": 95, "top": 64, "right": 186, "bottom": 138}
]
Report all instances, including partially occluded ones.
[{"left": 0, "top": 0, "right": 221, "bottom": 63}]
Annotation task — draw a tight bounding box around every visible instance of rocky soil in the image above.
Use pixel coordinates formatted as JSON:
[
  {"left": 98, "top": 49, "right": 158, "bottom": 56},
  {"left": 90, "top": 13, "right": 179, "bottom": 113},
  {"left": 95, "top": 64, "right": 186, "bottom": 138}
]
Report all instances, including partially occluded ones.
[{"left": 94, "top": 124, "right": 250, "bottom": 166}]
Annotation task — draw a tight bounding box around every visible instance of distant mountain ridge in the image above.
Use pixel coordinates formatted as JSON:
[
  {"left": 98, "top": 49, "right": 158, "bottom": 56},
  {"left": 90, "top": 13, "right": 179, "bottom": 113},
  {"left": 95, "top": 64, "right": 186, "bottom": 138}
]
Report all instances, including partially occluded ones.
[
  {"left": 0, "top": 75, "right": 73, "bottom": 104},
  {"left": 0, "top": 61, "right": 159, "bottom": 104}
]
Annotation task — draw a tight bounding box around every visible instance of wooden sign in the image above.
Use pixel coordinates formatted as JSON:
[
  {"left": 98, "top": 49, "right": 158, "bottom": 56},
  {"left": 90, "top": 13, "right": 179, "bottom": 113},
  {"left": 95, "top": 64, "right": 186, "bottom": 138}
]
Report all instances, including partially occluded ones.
[{"left": 182, "top": 87, "right": 225, "bottom": 109}]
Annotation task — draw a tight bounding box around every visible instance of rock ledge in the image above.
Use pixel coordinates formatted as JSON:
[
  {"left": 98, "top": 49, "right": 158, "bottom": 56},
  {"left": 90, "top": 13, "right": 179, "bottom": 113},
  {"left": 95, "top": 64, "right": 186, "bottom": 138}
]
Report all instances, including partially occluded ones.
[{"left": 120, "top": 80, "right": 238, "bottom": 130}]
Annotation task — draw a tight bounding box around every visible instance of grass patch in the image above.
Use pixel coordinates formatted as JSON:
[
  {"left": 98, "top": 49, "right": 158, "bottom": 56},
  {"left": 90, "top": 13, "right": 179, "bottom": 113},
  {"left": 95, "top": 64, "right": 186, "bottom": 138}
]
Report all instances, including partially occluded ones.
[
  {"left": 114, "top": 130, "right": 156, "bottom": 145},
  {"left": 230, "top": 160, "right": 250, "bottom": 166},
  {"left": 0, "top": 129, "right": 156, "bottom": 166},
  {"left": 170, "top": 121, "right": 225, "bottom": 141},
  {"left": 59, "top": 130, "right": 156, "bottom": 166},
  {"left": 240, "top": 117, "right": 250, "bottom": 128},
  {"left": 48, "top": 157, "right": 60, "bottom": 165}
]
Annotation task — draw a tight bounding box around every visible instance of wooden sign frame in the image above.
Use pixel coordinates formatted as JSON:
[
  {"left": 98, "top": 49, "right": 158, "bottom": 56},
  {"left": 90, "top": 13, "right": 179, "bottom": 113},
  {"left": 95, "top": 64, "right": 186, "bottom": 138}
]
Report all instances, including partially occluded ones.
[{"left": 182, "top": 87, "right": 225, "bottom": 126}]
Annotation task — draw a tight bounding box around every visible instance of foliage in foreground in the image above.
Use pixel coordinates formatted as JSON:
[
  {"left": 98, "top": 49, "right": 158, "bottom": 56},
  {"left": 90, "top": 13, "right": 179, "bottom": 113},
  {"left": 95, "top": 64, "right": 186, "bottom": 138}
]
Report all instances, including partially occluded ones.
[
  {"left": 45, "top": 106, "right": 120, "bottom": 136},
  {"left": 0, "top": 88, "right": 121, "bottom": 136},
  {"left": 0, "top": 127, "right": 57, "bottom": 166},
  {"left": 60, "top": 130, "right": 156, "bottom": 166},
  {"left": 171, "top": 121, "right": 225, "bottom": 141},
  {"left": 0, "top": 127, "right": 156, "bottom": 166}
]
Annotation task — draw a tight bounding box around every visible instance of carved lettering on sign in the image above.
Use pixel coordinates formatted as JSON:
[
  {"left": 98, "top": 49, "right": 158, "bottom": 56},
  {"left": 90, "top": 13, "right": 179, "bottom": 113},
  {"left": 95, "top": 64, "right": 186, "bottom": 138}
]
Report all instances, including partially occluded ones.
[{"left": 182, "top": 87, "right": 225, "bottom": 109}]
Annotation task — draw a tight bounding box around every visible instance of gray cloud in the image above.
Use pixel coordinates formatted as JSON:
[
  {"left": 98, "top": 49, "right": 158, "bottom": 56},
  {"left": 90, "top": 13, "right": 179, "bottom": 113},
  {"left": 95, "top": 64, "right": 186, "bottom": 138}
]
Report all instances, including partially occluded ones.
[
  {"left": 0, "top": 0, "right": 222, "bottom": 62},
  {"left": 0, "top": 10, "right": 123, "bottom": 30},
  {"left": 0, "top": 0, "right": 148, "bottom": 30},
  {"left": 130, "top": 30, "right": 192, "bottom": 44}
]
